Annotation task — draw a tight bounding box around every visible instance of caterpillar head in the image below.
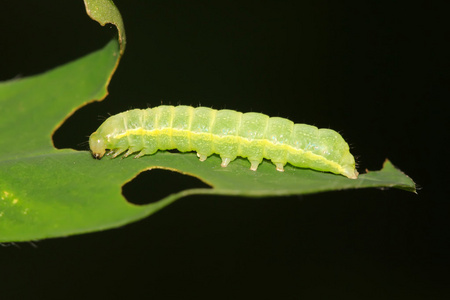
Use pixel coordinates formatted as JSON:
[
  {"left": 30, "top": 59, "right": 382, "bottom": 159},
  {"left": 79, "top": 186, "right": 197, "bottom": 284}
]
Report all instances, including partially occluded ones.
[{"left": 89, "top": 132, "right": 107, "bottom": 159}]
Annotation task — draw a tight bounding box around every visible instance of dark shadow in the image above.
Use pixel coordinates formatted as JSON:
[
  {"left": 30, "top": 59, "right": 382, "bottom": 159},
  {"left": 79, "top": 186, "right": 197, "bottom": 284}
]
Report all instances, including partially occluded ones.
[
  {"left": 52, "top": 102, "right": 112, "bottom": 151},
  {"left": 122, "top": 169, "right": 211, "bottom": 205}
]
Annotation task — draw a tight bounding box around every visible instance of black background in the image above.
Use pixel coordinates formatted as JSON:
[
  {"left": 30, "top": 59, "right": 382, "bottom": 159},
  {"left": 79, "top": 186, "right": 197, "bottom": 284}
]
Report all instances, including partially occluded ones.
[{"left": 1, "top": 1, "right": 448, "bottom": 299}]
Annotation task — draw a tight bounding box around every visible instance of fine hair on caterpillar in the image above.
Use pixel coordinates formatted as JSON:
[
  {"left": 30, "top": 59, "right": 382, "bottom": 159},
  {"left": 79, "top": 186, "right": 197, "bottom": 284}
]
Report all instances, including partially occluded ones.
[{"left": 89, "top": 105, "right": 358, "bottom": 179}]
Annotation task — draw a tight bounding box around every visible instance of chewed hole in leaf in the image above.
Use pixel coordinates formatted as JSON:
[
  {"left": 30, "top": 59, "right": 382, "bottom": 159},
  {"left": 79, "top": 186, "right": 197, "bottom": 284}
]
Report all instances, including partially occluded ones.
[
  {"left": 52, "top": 104, "right": 109, "bottom": 151},
  {"left": 122, "top": 169, "right": 211, "bottom": 205}
]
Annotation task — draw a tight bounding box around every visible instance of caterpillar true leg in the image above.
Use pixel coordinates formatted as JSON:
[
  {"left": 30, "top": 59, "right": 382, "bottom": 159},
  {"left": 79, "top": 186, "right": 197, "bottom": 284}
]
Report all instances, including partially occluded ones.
[
  {"left": 123, "top": 149, "right": 134, "bottom": 158},
  {"left": 111, "top": 149, "right": 126, "bottom": 158},
  {"left": 134, "top": 151, "right": 146, "bottom": 159}
]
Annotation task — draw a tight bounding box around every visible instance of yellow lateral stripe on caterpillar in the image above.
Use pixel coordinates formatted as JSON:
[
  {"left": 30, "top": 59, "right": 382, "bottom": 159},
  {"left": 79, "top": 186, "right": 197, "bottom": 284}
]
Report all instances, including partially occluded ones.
[
  {"left": 89, "top": 105, "right": 358, "bottom": 178},
  {"left": 113, "top": 127, "right": 347, "bottom": 175}
]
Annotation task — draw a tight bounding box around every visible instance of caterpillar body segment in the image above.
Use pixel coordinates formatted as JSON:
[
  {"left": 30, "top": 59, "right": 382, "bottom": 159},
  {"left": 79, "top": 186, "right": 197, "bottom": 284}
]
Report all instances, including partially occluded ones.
[{"left": 89, "top": 105, "right": 358, "bottom": 179}]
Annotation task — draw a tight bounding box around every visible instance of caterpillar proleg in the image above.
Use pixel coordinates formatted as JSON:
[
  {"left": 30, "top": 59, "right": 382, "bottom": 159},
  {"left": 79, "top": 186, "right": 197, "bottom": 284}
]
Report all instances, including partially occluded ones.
[{"left": 89, "top": 105, "right": 358, "bottom": 178}]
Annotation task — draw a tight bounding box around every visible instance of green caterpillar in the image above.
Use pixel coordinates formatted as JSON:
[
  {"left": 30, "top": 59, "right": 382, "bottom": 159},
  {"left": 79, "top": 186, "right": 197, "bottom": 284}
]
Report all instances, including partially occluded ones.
[{"left": 89, "top": 105, "right": 358, "bottom": 178}]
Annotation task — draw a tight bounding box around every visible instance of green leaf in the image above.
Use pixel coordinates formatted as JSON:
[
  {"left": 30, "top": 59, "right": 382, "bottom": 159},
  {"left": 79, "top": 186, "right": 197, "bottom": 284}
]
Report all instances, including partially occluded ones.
[
  {"left": 84, "top": 0, "right": 126, "bottom": 54},
  {"left": 0, "top": 40, "right": 123, "bottom": 242},
  {"left": 0, "top": 1, "right": 415, "bottom": 243}
]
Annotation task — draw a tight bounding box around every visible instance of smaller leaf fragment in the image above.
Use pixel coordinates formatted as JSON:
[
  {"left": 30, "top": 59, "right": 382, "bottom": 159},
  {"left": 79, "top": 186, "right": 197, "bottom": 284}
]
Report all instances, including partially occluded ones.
[{"left": 84, "top": 0, "right": 126, "bottom": 54}]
